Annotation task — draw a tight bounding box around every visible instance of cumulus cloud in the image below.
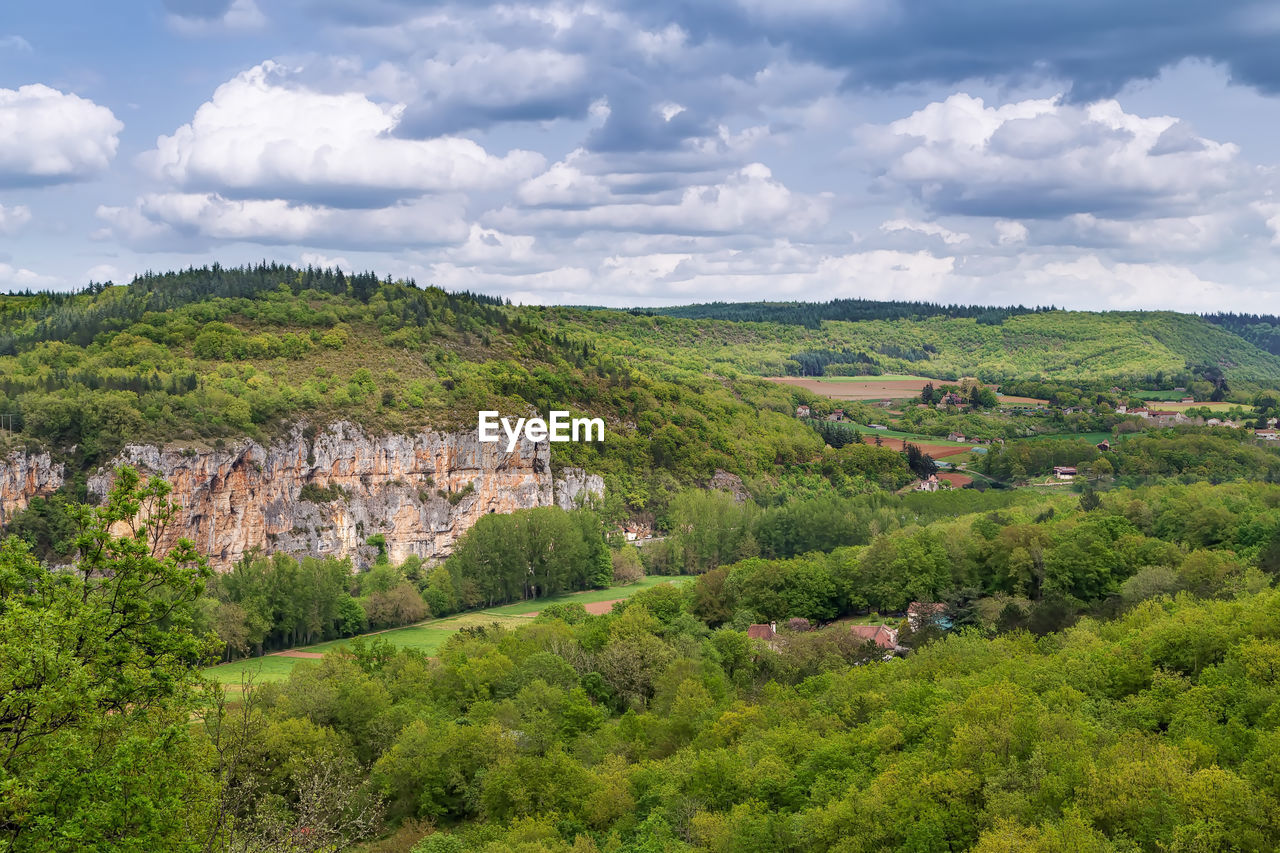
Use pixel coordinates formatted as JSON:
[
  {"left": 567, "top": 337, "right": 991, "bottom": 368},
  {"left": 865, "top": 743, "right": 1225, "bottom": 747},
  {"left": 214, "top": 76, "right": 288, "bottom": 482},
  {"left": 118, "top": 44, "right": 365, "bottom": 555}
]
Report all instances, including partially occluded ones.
[
  {"left": 608, "top": 0, "right": 1280, "bottom": 101},
  {"left": 496, "top": 162, "right": 828, "bottom": 235},
  {"left": 1023, "top": 254, "right": 1240, "bottom": 311},
  {"left": 390, "top": 44, "right": 593, "bottom": 135},
  {"left": 0, "top": 85, "right": 122, "bottom": 187},
  {"left": 881, "top": 218, "right": 969, "bottom": 245},
  {"left": 143, "top": 63, "right": 544, "bottom": 206},
  {"left": 0, "top": 204, "right": 32, "bottom": 235},
  {"left": 85, "top": 263, "right": 125, "bottom": 283},
  {"left": 867, "top": 94, "right": 1246, "bottom": 219},
  {"left": 0, "top": 262, "right": 56, "bottom": 289},
  {"left": 994, "top": 220, "right": 1028, "bottom": 245},
  {"left": 95, "top": 193, "right": 470, "bottom": 251}
]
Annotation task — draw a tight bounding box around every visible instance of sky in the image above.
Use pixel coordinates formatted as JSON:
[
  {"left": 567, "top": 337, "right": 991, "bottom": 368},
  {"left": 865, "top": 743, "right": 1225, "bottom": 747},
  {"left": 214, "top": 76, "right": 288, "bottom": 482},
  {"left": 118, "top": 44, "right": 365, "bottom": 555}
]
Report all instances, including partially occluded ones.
[{"left": 3, "top": 1, "right": 1280, "bottom": 311}]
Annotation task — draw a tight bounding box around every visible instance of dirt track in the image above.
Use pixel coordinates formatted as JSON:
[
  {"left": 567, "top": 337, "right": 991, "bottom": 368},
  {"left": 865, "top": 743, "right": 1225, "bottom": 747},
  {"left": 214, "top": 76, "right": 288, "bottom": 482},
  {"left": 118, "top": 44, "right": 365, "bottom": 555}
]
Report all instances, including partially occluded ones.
[{"left": 527, "top": 598, "right": 625, "bottom": 618}]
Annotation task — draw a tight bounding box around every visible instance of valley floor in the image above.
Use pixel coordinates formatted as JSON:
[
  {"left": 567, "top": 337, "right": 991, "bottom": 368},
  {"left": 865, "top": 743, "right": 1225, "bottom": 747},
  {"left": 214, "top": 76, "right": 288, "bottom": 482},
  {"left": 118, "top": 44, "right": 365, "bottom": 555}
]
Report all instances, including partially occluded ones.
[{"left": 204, "top": 575, "right": 692, "bottom": 688}]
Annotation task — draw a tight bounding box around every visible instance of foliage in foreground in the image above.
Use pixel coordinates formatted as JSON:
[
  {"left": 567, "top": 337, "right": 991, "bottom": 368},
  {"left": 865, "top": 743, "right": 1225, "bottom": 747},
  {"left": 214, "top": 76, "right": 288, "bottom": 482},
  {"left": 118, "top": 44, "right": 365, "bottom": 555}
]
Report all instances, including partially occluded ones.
[
  {"left": 8, "top": 471, "right": 1280, "bottom": 852},
  {"left": 0, "top": 469, "right": 215, "bottom": 851},
  {"left": 260, "top": 580, "right": 1280, "bottom": 853}
]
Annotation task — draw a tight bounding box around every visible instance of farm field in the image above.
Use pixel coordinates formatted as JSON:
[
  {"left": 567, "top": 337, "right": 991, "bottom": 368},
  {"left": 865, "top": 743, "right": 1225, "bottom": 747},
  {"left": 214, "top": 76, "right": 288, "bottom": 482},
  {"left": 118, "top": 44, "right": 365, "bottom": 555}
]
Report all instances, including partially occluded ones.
[
  {"left": 766, "top": 375, "right": 939, "bottom": 400},
  {"left": 204, "top": 575, "right": 690, "bottom": 687},
  {"left": 858, "top": 435, "right": 976, "bottom": 459},
  {"left": 995, "top": 394, "right": 1050, "bottom": 405},
  {"left": 1138, "top": 389, "right": 1192, "bottom": 400},
  {"left": 1142, "top": 400, "right": 1240, "bottom": 412},
  {"left": 768, "top": 376, "right": 1049, "bottom": 406},
  {"left": 846, "top": 423, "right": 980, "bottom": 459},
  {"left": 1020, "top": 431, "right": 1114, "bottom": 444},
  {"left": 938, "top": 471, "right": 974, "bottom": 487}
]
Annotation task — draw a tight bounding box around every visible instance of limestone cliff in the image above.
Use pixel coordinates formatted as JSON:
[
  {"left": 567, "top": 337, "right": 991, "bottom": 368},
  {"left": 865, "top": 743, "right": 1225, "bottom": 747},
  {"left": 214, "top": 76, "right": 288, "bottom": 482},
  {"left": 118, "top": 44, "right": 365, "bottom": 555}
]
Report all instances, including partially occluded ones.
[
  {"left": 0, "top": 422, "right": 603, "bottom": 569},
  {"left": 0, "top": 449, "right": 65, "bottom": 525}
]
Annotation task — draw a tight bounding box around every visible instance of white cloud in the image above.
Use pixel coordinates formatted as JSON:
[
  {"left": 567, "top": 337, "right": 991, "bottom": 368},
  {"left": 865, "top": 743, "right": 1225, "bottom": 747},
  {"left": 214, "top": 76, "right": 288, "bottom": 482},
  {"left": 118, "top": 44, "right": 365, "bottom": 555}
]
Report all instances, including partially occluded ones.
[
  {"left": 143, "top": 62, "right": 544, "bottom": 203},
  {"left": 1023, "top": 254, "right": 1240, "bottom": 311},
  {"left": 0, "top": 35, "right": 32, "bottom": 52},
  {"left": 408, "top": 45, "right": 587, "bottom": 111},
  {"left": 0, "top": 262, "right": 56, "bottom": 289},
  {"left": 96, "top": 192, "right": 470, "bottom": 250},
  {"left": 0, "top": 203, "right": 32, "bottom": 235},
  {"left": 1254, "top": 203, "right": 1280, "bottom": 246},
  {"left": 299, "top": 252, "right": 353, "bottom": 272},
  {"left": 1058, "top": 212, "right": 1237, "bottom": 253},
  {"left": 516, "top": 150, "right": 613, "bottom": 207},
  {"left": 868, "top": 93, "right": 1247, "bottom": 218},
  {"left": 85, "top": 263, "right": 125, "bottom": 283},
  {"left": 881, "top": 218, "right": 969, "bottom": 245},
  {"left": 994, "top": 220, "right": 1028, "bottom": 245},
  {"left": 497, "top": 162, "right": 829, "bottom": 236},
  {"left": 0, "top": 85, "right": 122, "bottom": 187}
]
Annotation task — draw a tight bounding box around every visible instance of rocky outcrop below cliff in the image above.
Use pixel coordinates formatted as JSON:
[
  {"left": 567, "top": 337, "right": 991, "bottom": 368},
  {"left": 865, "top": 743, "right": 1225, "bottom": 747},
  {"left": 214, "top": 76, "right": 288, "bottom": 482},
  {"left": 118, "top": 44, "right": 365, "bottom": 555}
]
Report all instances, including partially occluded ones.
[
  {"left": 0, "top": 449, "right": 65, "bottom": 525},
  {"left": 0, "top": 422, "right": 603, "bottom": 569}
]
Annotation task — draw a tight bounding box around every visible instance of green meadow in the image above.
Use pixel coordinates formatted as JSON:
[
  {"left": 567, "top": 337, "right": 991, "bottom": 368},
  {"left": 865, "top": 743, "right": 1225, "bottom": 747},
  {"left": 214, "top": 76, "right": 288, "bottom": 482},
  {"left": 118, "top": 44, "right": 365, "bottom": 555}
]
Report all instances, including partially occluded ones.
[{"left": 204, "top": 575, "right": 690, "bottom": 686}]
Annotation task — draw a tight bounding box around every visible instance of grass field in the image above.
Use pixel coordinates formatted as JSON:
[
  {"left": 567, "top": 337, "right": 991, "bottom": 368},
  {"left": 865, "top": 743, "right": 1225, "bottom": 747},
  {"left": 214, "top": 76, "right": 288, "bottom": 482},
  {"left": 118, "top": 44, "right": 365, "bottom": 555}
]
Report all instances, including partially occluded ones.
[
  {"left": 848, "top": 424, "right": 976, "bottom": 446},
  {"left": 1143, "top": 401, "right": 1241, "bottom": 413},
  {"left": 1019, "top": 431, "right": 1113, "bottom": 444},
  {"left": 204, "top": 575, "right": 691, "bottom": 687},
  {"left": 793, "top": 374, "right": 935, "bottom": 382},
  {"left": 767, "top": 376, "right": 940, "bottom": 400}
]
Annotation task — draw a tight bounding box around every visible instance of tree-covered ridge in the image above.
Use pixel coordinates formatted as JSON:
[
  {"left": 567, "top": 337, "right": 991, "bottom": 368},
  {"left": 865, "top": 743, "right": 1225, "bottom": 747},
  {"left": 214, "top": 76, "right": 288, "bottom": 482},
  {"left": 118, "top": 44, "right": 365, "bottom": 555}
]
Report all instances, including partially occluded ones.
[
  {"left": 542, "top": 305, "right": 1280, "bottom": 388},
  {"left": 633, "top": 297, "right": 1054, "bottom": 328},
  {"left": 0, "top": 263, "right": 504, "bottom": 354},
  {"left": 1204, "top": 311, "right": 1280, "bottom": 356},
  {"left": 9, "top": 463, "right": 1280, "bottom": 851},
  {"left": 237, "top": 477, "right": 1280, "bottom": 852},
  {"left": 0, "top": 267, "right": 917, "bottom": 528}
]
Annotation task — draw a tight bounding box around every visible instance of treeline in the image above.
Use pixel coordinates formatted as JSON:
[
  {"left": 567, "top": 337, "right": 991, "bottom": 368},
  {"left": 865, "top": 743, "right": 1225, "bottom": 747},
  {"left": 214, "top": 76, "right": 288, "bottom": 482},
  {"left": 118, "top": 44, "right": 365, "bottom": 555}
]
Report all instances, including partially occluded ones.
[
  {"left": 443, "top": 506, "right": 611, "bottom": 607},
  {"left": 201, "top": 505, "right": 611, "bottom": 660},
  {"left": 250, "top": 546, "right": 1280, "bottom": 852},
  {"left": 1205, "top": 311, "right": 1280, "bottom": 356},
  {"left": 0, "top": 263, "right": 506, "bottom": 354},
  {"left": 687, "top": 479, "right": 1279, "bottom": 635},
  {"left": 787, "top": 347, "right": 879, "bottom": 376},
  {"left": 979, "top": 428, "right": 1280, "bottom": 484},
  {"left": 634, "top": 298, "right": 1053, "bottom": 329},
  {"left": 643, "top": 487, "right": 1026, "bottom": 575},
  {"left": 10, "top": 465, "right": 1280, "bottom": 852}
]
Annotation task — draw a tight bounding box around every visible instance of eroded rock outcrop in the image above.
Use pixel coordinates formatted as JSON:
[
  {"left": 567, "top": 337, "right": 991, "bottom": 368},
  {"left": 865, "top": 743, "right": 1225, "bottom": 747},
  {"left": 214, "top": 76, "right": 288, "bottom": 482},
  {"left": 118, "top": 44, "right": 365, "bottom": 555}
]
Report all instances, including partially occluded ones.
[
  {"left": 68, "top": 421, "right": 602, "bottom": 569},
  {"left": 0, "top": 449, "right": 65, "bottom": 525}
]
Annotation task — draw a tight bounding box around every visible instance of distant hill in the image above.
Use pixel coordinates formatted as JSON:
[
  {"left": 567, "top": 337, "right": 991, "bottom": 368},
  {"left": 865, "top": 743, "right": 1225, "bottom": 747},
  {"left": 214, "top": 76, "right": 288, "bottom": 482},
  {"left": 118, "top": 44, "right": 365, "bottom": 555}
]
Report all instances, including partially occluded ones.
[
  {"left": 1203, "top": 312, "right": 1280, "bottom": 356},
  {"left": 634, "top": 298, "right": 1053, "bottom": 328},
  {"left": 547, "top": 304, "right": 1280, "bottom": 391},
  {"left": 4, "top": 270, "right": 1280, "bottom": 508}
]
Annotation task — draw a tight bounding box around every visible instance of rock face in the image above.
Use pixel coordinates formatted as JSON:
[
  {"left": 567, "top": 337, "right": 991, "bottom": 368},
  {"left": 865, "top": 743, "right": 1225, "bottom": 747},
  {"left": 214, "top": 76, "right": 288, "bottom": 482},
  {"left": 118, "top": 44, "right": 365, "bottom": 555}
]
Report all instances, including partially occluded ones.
[
  {"left": 0, "top": 449, "right": 65, "bottom": 525},
  {"left": 67, "top": 422, "right": 603, "bottom": 570}
]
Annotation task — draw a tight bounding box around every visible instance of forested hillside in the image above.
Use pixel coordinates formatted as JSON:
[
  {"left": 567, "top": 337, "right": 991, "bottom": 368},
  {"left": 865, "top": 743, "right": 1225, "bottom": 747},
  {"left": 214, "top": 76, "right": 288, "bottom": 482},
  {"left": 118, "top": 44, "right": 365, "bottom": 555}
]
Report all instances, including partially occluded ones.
[
  {"left": 0, "top": 266, "right": 858, "bottom": 518},
  {"left": 635, "top": 298, "right": 1053, "bottom": 328},
  {"left": 547, "top": 306, "right": 1280, "bottom": 388},
  {"left": 7, "top": 473, "right": 1280, "bottom": 852}
]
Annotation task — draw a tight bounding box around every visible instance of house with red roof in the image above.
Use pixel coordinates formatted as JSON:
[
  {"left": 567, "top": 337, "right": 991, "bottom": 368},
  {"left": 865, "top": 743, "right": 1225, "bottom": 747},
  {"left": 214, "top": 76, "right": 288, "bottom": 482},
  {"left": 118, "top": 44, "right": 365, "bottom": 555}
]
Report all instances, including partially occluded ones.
[{"left": 850, "top": 624, "right": 899, "bottom": 650}]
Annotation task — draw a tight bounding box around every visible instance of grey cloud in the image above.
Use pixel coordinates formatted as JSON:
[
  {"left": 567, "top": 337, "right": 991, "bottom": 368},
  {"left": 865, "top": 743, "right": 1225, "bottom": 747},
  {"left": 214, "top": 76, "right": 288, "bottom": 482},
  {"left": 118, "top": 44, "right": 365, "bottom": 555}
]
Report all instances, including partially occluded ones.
[
  {"left": 162, "top": 0, "right": 235, "bottom": 19},
  {"left": 303, "top": 0, "right": 1280, "bottom": 101}
]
